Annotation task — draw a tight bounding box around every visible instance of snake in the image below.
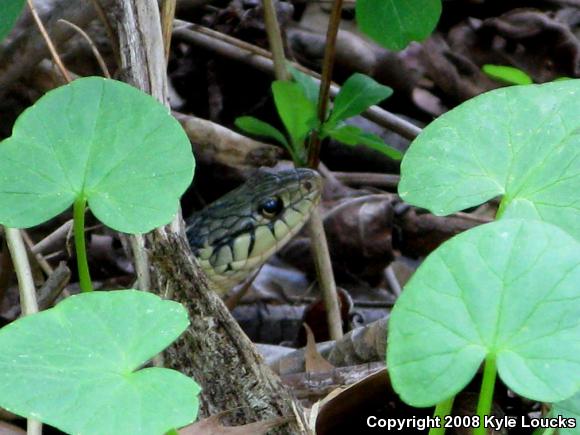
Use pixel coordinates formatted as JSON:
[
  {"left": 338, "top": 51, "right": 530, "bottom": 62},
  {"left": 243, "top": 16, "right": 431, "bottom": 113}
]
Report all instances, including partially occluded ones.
[{"left": 185, "top": 168, "right": 322, "bottom": 293}]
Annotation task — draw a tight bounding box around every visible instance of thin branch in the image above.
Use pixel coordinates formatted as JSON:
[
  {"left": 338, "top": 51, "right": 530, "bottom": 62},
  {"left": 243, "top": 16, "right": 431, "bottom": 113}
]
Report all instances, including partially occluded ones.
[
  {"left": 161, "top": 0, "right": 177, "bottom": 65},
  {"left": 262, "top": 0, "right": 289, "bottom": 81},
  {"left": 172, "top": 22, "right": 421, "bottom": 140},
  {"left": 57, "top": 19, "right": 111, "bottom": 78},
  {"left": 4, "top": 229, "right": 42, "bottom": 435},
  {"left": 307, "top": 0, "right": 344, "bottom": 168},
  {"left": 4, "top": 228, "right": 38, "bottom": 314},
  {"left": 27, "top": 0, "right": 71, "bottom": 83}
]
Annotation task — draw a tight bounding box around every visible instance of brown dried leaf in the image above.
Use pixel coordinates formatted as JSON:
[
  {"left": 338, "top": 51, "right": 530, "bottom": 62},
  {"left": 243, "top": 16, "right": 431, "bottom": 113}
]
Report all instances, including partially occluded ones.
[
  {"left": 304, "top": 323, "right": 335, "bottom": 374},
  {"left": 179, "top": 414, "right": 289, "bottom": 435}
]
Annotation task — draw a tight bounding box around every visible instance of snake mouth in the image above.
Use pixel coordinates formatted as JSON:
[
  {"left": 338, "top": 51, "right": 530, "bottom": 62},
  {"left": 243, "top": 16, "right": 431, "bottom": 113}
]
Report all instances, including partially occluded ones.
[{"left": 186, "top": 169, "right": 322, "bottom": 290}]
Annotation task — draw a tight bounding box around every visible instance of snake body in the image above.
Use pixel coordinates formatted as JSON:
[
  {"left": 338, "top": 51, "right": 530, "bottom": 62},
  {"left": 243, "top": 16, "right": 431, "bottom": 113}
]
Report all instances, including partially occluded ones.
[{"left": 186, "top": 169, "right": 322, "bottom": 293}]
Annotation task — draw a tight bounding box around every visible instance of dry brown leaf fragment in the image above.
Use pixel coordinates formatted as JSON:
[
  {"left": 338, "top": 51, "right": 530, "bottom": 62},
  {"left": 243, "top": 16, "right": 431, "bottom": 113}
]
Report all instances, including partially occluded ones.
[{"left": 179, "top": 414, "right": 290, "bottom": 434}]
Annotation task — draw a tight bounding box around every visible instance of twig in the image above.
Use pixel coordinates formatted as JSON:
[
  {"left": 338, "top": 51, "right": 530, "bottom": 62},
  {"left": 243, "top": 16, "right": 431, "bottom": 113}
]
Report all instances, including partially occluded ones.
[
  {"left": 172, "top": 22, "right": 421, "bottom": 140},
  {"left": 4, "top": 228, "right": 38, "bottom": 313},
  {"left": 21, "top": 230, "right": 53, "bottom": 275},
  {"left": 27, "top": 0, "right": 71, "bottom": 83},
  {"left": 262, "top": 0, "right": 289, "bottom": 81},
  {"left": 31, "top": 220, "right": 73, "bottom": 255},
  {"left": 260, "top": 0, "right": 343, "bottom": 340},
  {"left": 130, "top": 234, "right": 150, "bottom": 291},
  {"left": 308, "top": 0, "right": 344, "bottom": 168},
  {"left": 161, "top": 0, "right": 177, "bottom": 65},
  {"left": 4, "top": 230, "right": 41, "bottom": 435},
  {"left": 331, "top": 171, "right": 400, "bottom": 189},
  {"left": 37, "top": 262, "right": 71, "bottom": 310},
  {"left": 57, "top": 19, "right": 111, "bottom": 78},
  {"left": 306, "top": 212, "right": 343, "bottom": 340}
]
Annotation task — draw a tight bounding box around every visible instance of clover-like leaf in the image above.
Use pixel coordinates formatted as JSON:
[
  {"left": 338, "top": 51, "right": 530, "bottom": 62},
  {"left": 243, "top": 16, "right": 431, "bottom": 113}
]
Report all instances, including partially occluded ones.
[
  {"left": 387, "top": 219, "right": 580, "bottom": 407},
  {"left": 399, "top": 80, "right": 580, "bottom": 240},
  {"left": 0, "top": 76, "right": 194, "bottom": 233},
  {"left": 0, "top": 0, "right": 25, "bottom": 41},
  {"left": 0, "top": 290, "right": 200, "bottom": 435},
  {"left": 356, "top": 0, "right": 441, "bottom": 50}
]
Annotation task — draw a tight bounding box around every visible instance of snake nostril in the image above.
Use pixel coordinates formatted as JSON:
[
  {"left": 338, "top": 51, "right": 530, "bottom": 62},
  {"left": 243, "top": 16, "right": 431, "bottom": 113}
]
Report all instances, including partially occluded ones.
[{"left": 303, "top": 181, "right": 313, "bottom": 191}]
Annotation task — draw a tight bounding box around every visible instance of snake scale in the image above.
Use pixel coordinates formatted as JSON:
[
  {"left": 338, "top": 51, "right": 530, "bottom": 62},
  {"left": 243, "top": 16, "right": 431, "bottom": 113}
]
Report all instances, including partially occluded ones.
[{"left": 185, "top": 169, "right": 322, "bottom": 293}]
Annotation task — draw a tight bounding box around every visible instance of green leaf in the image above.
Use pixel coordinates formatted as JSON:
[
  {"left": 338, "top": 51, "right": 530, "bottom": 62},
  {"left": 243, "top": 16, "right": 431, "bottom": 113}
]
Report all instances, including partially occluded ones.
[
  {"left": 327, "top": 74, "right": 393, "bottom": 127},
  {"left": 272, "top": 81, "right": 318, "bottom": 148},
  {"left": 0, "top": 290, "right": 201, "bottom": 435},
  {"left": 398, "top": 80, "right": 580, "bottom": 240},
  {"left": 327, "top": 124, "right": 402, "bottom": 160},
  {"left": 0, "top": 0, "right": 25, "bottom": 42},
  {"left": 0, "top": 77, "right": 194, "bottom": 233},
  {"left": 356, "top": 0, "right": 441, "bottom": 51},
  {"left": 234, "top": 116, "right": 289, "bottom": 148},
  {"left": 551, "top": 391, "right": 580, "bottom": 434},
  {"left": 288, "top": 65, "right": 320, "bottom": 103},
  {"left": 482, "top": 64, "right": 533, "bottom": 85},
  {"left": 387, "top": 219, "right": 580, "bottom": 407}
]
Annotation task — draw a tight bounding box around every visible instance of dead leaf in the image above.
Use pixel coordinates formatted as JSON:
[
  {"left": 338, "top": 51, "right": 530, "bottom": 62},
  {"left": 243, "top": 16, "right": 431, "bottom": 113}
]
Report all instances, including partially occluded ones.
[
  {"left": 179, "top": 414, "right": 289, "bottom": 435},
  {"left": 304, "top": 323, "right": 335, "bottom": 373}
]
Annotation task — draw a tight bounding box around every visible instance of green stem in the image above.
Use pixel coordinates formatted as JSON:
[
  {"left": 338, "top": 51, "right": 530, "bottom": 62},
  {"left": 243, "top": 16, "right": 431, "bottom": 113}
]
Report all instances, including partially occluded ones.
[
  {"left": 475, "top": 356, "right": 497, "bottom": 435},
  {"left": 429, "top": 396, "right": 454, "bottom": 435},
  {"left": 73, "top": 197, "right": 93, "bottom": 292}
]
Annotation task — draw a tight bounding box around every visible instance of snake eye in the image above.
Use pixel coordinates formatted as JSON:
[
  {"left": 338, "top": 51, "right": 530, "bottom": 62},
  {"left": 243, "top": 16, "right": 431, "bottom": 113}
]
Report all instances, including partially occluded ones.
[{"left": 258, "top": 196, "right": 284, "bottom": 218}]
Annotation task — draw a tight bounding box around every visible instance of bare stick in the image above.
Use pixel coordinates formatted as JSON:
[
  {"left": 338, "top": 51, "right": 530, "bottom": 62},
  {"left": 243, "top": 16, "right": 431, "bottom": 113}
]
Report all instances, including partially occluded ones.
[
  {"left": 57, "top": 19, "right": 111, "bottom": 78},
  {"left": 4, "top": 227, "right": 42, "bottom": 435},
  {"left": 172, "top": 22, "right": 422, "bottom": 140},
  {"left": 262, "top": 0, "right": 289, "bottom": 81},
  {"left": 26, "top": 0, "right": 71, "bottom": 83},
  {"left": 160, "top": 0, "right": 177, "bottom": 65}
]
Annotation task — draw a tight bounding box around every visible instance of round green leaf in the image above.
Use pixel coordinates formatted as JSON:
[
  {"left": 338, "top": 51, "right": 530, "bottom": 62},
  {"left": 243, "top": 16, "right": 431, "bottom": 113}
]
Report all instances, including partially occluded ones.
[
  {"left": 0, "top": 0, "right": 25, "bottom": 42},
  {"left": 387, "top": 219, "right": 580, "bottom": 407},
  {"left": 356, "top": 0, "right": 441, "bottom": 51},
  {"left": 0, "top": 290, "right": 200, "bottom": 435},
  {"left": 0, "top": 76, "right": 194, "bottom": 233},
  {"left": 552, "top": 391, "right": 580, "bottom": 434},
  {"left": 399, "top": 80, "right": 580, "bottom": 240}
]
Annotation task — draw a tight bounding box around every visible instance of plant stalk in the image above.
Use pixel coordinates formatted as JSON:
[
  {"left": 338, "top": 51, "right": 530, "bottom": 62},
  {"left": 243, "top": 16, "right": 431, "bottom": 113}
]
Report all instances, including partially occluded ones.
[
  {"left": 262, "top": 0, "right": 289, "bottom": 81},
  {"left": 475, "top": 356, "right": 497, "bottom": 435},
  {"left": 73, "top": 198, "right": 93, "bottom": 292},
  {"left": 27, "top": 0, "right": 71, "bottom": 83},
  {"left": 429, "top": 396, "right": 455, "bottom": 435},
  {"left": 307, "top": 0, "right": 344, "bottom": 168},
  {"left": 4, "top": 227, "right": 41, "bottom": 435},
  {"left": 161, "top": 0, "right": 177, "bottom": 65},
  {"left": 261, "top": 0, "right": 343, "bottom": 340}
]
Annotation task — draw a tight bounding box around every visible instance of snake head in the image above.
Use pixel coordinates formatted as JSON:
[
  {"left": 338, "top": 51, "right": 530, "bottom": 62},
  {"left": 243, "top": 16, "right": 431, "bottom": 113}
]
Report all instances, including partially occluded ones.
[{"left": 186, "top": 168, "right": 322, "bottom": 291}]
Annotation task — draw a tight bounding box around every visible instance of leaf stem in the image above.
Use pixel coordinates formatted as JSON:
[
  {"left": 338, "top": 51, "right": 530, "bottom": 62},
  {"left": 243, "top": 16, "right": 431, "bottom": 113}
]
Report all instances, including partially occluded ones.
[
  {"left": 475, "top": 356, "right": 497, "bottom": 435},
  {"left": 429, "top": 396, "right": 454, "bottom": 435},
  {"left": 73, "top": 198, "right": 93, "bottom": 292}
]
